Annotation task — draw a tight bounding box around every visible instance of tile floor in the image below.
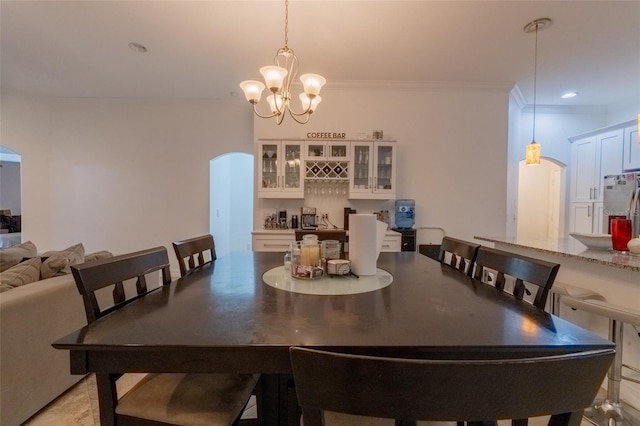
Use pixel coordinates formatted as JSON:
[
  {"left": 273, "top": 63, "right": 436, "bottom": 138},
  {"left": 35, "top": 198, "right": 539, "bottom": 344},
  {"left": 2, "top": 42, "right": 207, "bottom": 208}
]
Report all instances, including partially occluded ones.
[{"left": 22, "top": 374, "right": 597, "bottom": 426}]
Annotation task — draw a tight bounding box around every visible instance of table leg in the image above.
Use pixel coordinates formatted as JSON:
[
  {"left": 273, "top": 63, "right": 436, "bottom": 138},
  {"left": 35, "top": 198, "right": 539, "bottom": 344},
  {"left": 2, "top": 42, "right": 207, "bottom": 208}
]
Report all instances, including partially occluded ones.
[{"left": 260, "top": 374, "right": 301, "bottom": 426}]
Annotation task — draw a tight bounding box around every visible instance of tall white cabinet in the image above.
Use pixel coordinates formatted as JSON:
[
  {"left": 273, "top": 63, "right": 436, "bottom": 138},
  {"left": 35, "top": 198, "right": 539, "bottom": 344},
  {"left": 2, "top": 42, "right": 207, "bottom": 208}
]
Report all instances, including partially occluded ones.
[
  {"left": 623, "top": 123, "right": 639, "bottom": 171},
  {"left": 568, "top": 123, "right": 628, "bottom": 234}
]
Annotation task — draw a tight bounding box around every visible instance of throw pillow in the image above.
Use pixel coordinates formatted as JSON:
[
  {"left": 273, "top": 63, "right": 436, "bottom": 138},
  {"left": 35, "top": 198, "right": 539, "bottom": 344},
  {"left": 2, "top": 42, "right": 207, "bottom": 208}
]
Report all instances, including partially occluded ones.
[
  {"left": 0, "top": 257, "right": 42, "bottom": 290},
  {"left": 0, "top": 241, "right": 37, "bottom": 272},
  {"left": 84, "top": 250, "right": 113, "bottom": 263},
  {"left": 41, "top": 243, "right": 85, "bottom": 279}
]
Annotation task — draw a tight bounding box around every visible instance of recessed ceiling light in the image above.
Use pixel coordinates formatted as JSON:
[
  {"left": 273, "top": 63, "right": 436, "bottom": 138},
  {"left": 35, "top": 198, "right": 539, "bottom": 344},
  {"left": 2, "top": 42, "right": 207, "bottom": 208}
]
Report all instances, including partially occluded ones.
[
  {"left": 128, "top": 42, "right": 147, "bottom": 53},
  {"left": 561, "top": 92, "right": 578, "bottom": 99}
]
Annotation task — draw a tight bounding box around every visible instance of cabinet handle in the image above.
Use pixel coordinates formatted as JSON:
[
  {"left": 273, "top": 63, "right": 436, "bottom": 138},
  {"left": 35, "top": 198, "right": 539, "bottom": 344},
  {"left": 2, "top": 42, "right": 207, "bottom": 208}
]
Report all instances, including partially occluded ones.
[
  {"left": 593, "top": 188, "right": 598, "bottom": 199},
  {"left": 588, "top": 205, "right": 592, "bottom": 217}
]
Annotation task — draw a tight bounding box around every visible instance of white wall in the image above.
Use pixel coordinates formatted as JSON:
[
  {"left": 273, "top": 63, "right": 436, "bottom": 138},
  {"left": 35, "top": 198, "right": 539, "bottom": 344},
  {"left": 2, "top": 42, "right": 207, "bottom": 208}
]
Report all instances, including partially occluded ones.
[
  {"left": 3, "top": 87, "right": 636, "bottom": 261},
  {"left": 1, "top": 92, "right": 254, "bottom": 271},
  {"left": 253, "top": 84, "right": 511, "bottom": 242}
]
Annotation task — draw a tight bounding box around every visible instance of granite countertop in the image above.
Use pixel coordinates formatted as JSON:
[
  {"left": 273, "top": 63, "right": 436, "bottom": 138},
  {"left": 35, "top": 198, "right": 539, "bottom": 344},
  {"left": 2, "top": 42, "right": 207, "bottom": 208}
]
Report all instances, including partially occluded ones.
[{"left": 475, "top": 236, "right": 640, "bottom": 272}]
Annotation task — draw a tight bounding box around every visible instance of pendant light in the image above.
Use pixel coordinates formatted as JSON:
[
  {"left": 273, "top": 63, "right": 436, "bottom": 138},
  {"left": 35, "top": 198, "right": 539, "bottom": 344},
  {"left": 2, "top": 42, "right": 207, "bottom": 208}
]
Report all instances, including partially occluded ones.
[
  {"left": 239, "top": 0, "right": 326, "bottom": 125},
  {"left": 524, "top": 18, "right": 552, "bottom": 165}
]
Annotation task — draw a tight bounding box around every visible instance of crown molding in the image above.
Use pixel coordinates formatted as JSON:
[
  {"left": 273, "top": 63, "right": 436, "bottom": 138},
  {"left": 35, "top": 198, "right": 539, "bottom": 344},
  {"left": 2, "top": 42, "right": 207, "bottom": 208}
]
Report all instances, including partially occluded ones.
[
  {"left": 323, "top": 80, "right": 514, "bottom": 92},
  {"left": 521, "top": 104, "right": 608, "bottom": 115}
]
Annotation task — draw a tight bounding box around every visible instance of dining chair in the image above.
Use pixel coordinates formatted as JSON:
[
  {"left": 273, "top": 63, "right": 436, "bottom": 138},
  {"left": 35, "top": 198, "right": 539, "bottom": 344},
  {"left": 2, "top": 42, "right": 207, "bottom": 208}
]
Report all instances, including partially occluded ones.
[
  {"left": 437, "top": 236, "right": 481, "bottom": 276},
  {"left": 471, "top": 246, "right": 560, "bottom": 309},
  {"left": 71, "top": 246, "right": 259, "bottom": 426},
  {"left": 172, "top": 233, "right": 216, "bottom": 277},
  {"left": 290, "top": 346, "right": 614, "bottom": 426},
  {"left": 173, "top": 234, "right": 264, "bottom": 424},
  {"left": 294, "top": 230, "right": 347, "bottom": 256}
]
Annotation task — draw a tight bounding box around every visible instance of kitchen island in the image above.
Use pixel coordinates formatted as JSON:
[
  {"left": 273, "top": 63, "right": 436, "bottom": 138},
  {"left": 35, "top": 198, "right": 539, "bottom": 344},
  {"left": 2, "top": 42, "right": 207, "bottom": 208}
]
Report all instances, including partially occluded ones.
[{"left": 475, "top": 235, "right": 640, "bottom": 409}]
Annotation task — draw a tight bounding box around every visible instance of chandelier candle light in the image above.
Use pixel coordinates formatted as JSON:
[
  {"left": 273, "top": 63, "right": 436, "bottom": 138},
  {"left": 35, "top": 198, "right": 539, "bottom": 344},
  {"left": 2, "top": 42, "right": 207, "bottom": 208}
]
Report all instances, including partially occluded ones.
[
  {"left": 524, "top": 18, "right": 551, "bottom": 166},
  {"left": 239, "top": 0, "right": 326, "bottom": 125}
]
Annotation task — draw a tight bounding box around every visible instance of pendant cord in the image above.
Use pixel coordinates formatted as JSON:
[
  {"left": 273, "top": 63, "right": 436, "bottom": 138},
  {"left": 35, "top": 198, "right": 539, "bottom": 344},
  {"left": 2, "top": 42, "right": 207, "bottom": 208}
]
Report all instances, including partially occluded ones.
[{"left": 532, "top": 23, "right": 538, "bottom": 144}]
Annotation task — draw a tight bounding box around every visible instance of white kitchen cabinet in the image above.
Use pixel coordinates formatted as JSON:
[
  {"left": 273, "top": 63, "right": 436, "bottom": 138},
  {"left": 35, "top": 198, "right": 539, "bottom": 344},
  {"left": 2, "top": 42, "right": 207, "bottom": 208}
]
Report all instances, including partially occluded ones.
[
  {"left": 252, "top": 231, "right": 295, "bottom": 252},
  {"left": 252, "top": 230, "right": 402, "bottom": 252},
  {"left": 349, "top": 141, "right": 396, "bottom": 200},
  {"left": 570, "top": 129, "right": 622, "bottom": 204},
  {"left": 570, "top": 202, "right": 603, "bottom": 234},
  {"left": 380, "top": 232, "right": 402, "bottom": 252},
  {"left": 304, "top": 140, "right": 350, "bottom": 161},
  {"left": 623, "top": 123, "right": 639, "bottom": 171},
  {"left": 257, "top": 140, "right": 304, "bottom": 199}
]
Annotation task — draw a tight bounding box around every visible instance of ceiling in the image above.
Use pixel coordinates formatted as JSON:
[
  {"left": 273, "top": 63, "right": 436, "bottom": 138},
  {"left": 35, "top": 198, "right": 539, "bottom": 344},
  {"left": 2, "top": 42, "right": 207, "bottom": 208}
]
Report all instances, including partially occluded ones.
[{"left": 2, "top": 1, "right": 639, "bottom": 108}]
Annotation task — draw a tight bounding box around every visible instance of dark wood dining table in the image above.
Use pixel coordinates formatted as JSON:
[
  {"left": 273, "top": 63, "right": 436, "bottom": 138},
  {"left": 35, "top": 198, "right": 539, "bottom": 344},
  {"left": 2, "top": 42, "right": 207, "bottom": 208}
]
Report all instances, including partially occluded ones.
[{"left": 53, "top": 251, "right": 613, "bottom": 425}]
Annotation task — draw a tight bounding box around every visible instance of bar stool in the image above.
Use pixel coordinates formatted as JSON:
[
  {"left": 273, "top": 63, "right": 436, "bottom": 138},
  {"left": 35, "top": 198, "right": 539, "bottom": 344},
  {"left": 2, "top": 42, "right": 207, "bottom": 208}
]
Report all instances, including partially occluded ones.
[
  {"left": 561, "top": 296, "right": 640, "bottom": 426},
  {"left": 549, "top": 282, "right": 605, "bottom": 315}
]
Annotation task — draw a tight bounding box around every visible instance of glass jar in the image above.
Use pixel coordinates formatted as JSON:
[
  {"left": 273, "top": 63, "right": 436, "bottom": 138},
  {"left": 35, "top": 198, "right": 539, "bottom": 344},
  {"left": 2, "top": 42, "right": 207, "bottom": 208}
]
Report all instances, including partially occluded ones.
[{"left": 291, "top": 237, "right": 323, "bottom": 279}]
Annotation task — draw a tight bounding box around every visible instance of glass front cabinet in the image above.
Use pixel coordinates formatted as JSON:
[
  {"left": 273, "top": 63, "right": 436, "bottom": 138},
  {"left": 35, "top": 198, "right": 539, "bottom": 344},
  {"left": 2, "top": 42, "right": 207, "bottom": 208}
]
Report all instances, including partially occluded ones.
[
  {"left": 304, "top": 140, "right": 350, "bottom": 161},
  {"left": 257, "top": 140, "right": 304, "bottom": 198},
  {"left": 349, "top": 141, "right": 396, "bottom": 199}
]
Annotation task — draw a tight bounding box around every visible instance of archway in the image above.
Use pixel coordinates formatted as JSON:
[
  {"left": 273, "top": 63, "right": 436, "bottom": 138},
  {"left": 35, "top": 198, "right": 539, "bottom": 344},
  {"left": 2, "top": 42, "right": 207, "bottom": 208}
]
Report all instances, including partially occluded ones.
[
  {"left": 0, "top": 146, "right": 22, "bottom": 246},
  {"left": 209, "top": 153, "right": 254, "bottom": 256},
  {"left": 517, "top": 157, "right": 566, "bottom": 240}
]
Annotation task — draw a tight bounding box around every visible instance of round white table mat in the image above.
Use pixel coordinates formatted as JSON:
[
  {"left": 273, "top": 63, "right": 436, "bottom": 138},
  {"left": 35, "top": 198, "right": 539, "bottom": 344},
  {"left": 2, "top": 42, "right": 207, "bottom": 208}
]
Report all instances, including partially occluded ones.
[{"left": 262, "top": 266, "right": 393, "bottom": 295}]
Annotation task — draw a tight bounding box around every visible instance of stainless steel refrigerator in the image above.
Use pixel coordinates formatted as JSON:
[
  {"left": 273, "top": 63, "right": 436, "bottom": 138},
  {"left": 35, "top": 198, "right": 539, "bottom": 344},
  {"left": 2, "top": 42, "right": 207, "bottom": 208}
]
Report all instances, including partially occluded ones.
[{"left": 602, "top": 172, "right": 640, "bottom": 237}]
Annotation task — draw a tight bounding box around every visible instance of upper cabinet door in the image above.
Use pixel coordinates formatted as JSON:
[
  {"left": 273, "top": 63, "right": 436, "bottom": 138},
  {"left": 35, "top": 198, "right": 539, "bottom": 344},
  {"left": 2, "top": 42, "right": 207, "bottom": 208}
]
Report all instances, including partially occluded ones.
[
  {"left": 327, "top": 141, "right": 350, "bottom": 161},
  {"left": 304, "top": 141, "right": 327, "bottom": 159},
  {"left": 349, "top": 142, "right": 373, "bottom": 196},
  {"left": 595, "top": 129, "right": 623, "bottom": 201},
  {"left": 373, "top": 142, "right": 396, "bottom": 196},
  {"left": 304, "top": 140, "right": 350, "bottom": 161},
  {"left": 282, "top": 142, "right": 304, "bottom": 193},
  {"left": 349, "top": 141, "right": 396, "bottom": 200},
  {"left": 257, "top": 140, "right": 304, "bottom": 199},
  {"left": 623, "top": 124, "right": 640, "bottom": 171}
]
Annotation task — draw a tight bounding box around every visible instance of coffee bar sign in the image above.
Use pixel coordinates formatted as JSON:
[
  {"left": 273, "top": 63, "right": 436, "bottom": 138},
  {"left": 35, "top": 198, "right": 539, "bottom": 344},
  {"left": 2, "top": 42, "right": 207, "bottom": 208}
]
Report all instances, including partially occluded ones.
[{"left": 306, "top": 132, "right": 346, "bottom": 139}]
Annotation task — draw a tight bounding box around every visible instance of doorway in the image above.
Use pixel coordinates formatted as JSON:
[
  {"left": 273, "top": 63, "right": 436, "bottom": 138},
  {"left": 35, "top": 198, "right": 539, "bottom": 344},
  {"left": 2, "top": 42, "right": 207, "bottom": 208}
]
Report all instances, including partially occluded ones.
[
  {"left": 517, "top": 158, "right": 566, "bottom": 240},
  {"left": 209, "top": 153, "right": 254, "bottom": 257},
  {"left": 0, "top": 146, "right": 22, "bottom": 241}
]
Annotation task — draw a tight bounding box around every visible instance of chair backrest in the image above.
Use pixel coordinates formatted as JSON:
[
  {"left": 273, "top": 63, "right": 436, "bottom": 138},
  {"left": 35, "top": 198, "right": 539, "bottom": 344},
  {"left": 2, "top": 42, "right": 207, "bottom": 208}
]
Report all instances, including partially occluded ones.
[
  {"left": 472, "top": 246, "right": 560, "bottom": 309},
  {"left": 290, "top": 347, "right": 614, "bottom": 425},
  {"left": 437, "top": 236, "right": 480, "bottom": 276},
  {"left": 294, "top": 230, "right": 347, "bottom": 255},
  {"left": 172, "top": 234, "right": 216, "bottom": 277},
  {"left": 71, "top": 246, "right": 171, "bottom": 323}
]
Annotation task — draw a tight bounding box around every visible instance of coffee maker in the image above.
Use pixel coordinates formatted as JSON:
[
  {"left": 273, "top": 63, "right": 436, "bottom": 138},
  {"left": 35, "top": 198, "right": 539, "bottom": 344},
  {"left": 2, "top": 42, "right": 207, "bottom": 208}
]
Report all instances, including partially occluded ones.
[{"left": 301, "top": 207, "right": 317, "bottom": 229}]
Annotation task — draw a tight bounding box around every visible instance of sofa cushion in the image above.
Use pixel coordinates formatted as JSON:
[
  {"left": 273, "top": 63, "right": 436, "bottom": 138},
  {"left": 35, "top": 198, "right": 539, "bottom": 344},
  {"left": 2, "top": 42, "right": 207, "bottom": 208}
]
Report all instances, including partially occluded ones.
[
  {"left": 0, "top": 257, "right": 42, "bottom": 292},
  {"left": 41, "top": 243, "right": 85, "bottom": 279},
  {"left": 85, "top": 250, "right": 113, "bottom": 263},
  {"left": 0, "top": 241, "right": 37, "bottom": 272}
]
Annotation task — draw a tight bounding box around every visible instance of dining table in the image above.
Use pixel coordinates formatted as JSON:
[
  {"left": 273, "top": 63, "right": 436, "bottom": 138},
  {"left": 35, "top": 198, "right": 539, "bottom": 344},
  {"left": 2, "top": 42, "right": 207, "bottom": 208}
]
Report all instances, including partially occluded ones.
[{"left": 53, "top": 251, "right": 614, "bottom": 425}]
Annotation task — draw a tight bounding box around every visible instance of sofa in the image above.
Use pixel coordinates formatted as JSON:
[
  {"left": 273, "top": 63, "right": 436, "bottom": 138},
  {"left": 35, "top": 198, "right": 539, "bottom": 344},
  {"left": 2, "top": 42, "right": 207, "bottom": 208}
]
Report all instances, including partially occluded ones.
[{"left": 0, "top": 241, "right": 111, "bottom": 426}]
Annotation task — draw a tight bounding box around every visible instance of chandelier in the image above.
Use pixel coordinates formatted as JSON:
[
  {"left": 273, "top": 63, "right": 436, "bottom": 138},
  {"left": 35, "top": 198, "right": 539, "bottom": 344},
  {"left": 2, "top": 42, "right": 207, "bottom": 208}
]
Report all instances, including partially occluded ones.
[
  {"left": 239, "top": 0, "right": 326, "bottom": 125},
  {"left": 524, "top": 18, "right": 551, "bottom": 165}
]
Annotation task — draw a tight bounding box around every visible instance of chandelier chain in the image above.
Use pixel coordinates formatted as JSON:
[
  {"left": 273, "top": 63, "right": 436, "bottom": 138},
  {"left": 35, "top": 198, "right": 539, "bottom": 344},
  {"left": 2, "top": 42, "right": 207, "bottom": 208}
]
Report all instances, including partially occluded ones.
[{"left": 284, "top": 0, "right": 289, "bottom": 48}]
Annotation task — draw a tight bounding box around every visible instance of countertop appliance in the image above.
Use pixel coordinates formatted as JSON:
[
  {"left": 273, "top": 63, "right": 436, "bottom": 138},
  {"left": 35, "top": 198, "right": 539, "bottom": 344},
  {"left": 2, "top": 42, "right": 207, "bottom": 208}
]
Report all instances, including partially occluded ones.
[
  {"left": 301, "top": 207, "right": 317, "bottom": 230},
  {"left": 603, "top": 172, "right": 640, "bottom": 237}
]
